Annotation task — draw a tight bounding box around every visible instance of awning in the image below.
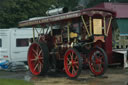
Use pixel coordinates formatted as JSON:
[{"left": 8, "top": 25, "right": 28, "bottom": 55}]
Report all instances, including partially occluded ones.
[{"left": 116, "top": 19, "right": 128, "bottom": 36}]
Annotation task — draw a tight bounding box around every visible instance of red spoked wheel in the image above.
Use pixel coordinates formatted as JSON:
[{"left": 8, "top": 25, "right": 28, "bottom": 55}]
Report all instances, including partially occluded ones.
[
  {"left": 89, "top": 47, "right": 108, "bottom": 76},
  {"left": 28, "top": 42, "right": 49, "bottom": 76},
  {"left": 64, "top": 48, "right": 82, "bottom": 78}
]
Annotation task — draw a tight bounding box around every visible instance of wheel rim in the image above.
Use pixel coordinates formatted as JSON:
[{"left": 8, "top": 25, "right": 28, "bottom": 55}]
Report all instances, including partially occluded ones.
[
  {"left": 28, "top": 43, "right": 43, "bottom": 75},
  {"left": 64, "top": 49, "right": 79, "bottom": 78},
  {"left": 89, "top": 49, "right": 104, "bottom": 75}
]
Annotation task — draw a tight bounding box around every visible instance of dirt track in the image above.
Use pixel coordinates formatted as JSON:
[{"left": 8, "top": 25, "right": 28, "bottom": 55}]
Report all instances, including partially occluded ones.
[
  {"left": 32, "top": 67, "right": 128, "bottom": 85},
  {"left": 0, "top": 66, "right": 128, "bottom": 85}
]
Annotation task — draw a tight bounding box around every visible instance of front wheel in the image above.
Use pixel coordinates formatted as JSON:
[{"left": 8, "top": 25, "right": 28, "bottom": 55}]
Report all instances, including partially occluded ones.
[
  {"left": 64, "top": 48, "right": 82, "bottom": 78},
  {"left": 28, "top": 42, "right": 49, "bottom": 76},
  {"left": 88, "top": 47, "right": 108, "bottom": 76}
]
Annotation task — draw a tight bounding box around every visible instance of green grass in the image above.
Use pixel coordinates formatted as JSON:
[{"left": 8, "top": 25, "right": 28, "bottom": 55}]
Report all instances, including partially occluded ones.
[{"left": 0, "top": 78, "right": 34, "bottom": 85}]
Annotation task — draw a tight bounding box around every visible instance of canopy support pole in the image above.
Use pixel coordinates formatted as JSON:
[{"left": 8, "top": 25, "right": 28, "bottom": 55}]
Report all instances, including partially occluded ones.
[
  {"left": 107, "top": 16, "right": 112, "bottom": 36},
  {"left": 104, "top": 17, "right": 107, "bottom": 36},
  {"left": 81, "top": 16, "right": 90, "bottom": 37}
]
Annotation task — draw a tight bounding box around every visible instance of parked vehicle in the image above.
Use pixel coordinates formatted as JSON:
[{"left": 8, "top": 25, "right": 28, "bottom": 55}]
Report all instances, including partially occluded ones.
[
  {"left": 19, "top": 8, "right": 115, "bottom": 78},
  {"left": 0, "top": 28, "right": 39, "bottom": 62}
]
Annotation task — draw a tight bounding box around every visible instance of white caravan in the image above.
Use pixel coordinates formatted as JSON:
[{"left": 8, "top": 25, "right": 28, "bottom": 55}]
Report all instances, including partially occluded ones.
[{"left": 0, "top": 28, "right": 39, "bottom": 62}]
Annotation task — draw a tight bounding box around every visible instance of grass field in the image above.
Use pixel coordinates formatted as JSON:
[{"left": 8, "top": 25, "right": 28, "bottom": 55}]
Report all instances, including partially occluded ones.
[{"left": 0, "top": 78, "right": 33, "bottom": 85}]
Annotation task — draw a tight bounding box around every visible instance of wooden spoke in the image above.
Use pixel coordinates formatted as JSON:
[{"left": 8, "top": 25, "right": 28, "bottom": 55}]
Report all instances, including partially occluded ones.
[
  {"left": 75, "top": 64, "right": 79, "bottom": 69},
  {"left": 38, "top": 50, "right": 42, "bottom": 57},
  {"left": 36, "top": 46, "right": 39, "bottom": 54},
  {"left": 74, "top": 61, "right": 78, "bottom": 65},
  {"left": 33, "top": 54, "right": 37, "bottom": 58},
  {"left": 31, "top": 58, "right": 37, "bottom": 61},
  {"left": 70, "top": 52, "right": 74, "bottom": 61},
  {"left": 67, "top": 57, "right": 70, "bottom": 62},
  {"left": 39, "top": 57, "right": 43, "bottom": 60},
  {"left": 68, "top": 65, "right": 71, "bottom": 70},
  {"left": 34, "top": 63, "right": 39, "bottom": 71},
  {"left": 32, "top": 49, "right": 38, "bottom": 56},
  {"left": 74, "top": 56, "right": 78, "bottom": 61},
  {"left": 38, "top": 62, "right": 42, "bottom": 73},
  {"left": 72, "top": 66, "right": 76, "bottom": 74}
]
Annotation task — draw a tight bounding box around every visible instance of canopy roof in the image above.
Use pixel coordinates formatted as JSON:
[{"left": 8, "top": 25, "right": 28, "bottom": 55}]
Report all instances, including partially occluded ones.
[{"left": 19, "top": 8, "right": 115, "bottom": 27}]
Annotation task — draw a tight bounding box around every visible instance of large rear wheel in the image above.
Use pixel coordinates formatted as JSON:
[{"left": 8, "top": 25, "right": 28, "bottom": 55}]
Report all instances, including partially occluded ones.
[
  {"left": 28, "top": 42, "right": 49, "bottom": 76},
  {"left": 89, "top": 47, "right": 108, "bottom": 76},
  {"left": 64, "top": 48, "right": 82, "bottom": 78}
]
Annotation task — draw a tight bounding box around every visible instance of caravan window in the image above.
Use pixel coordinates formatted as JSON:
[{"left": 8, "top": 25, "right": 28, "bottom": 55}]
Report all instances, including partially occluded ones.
[
  {"left": 16, "top": 38, "right": 29, "bottom": 47},
  {"left": 0, "top": 39, "right": 2, "bottom": 47}
]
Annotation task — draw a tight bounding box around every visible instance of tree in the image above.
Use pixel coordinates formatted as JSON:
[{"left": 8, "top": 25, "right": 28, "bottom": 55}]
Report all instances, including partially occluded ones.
[
  {"left": 0, "top": 0, "right": 128, "bottom": 28},
  {"left": 0, "top": 0, "right": 57, "bottom": 28}
]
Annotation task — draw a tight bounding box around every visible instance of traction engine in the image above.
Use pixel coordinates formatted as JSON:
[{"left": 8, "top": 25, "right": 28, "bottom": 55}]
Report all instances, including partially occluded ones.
[{"left": 19, "top": 8, "right": 115, "bottom": 78}]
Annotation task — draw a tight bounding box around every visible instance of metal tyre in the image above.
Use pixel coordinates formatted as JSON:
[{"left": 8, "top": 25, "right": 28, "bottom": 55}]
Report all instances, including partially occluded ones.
[
  {"left": 28, "top": 42, "right": 49, "bottom": 76},
  {"left": 89, "top": 47, "right": 108, "bottom": 76},
  {"left": 64, "top": 48, "right": 82, "bottom": 78}
]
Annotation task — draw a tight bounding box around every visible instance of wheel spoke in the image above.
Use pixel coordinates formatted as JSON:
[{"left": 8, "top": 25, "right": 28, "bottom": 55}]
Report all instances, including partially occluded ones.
[
  {"left": 74, "top": 56, "right": 78, "bottom": 61},
  {"left": 68, "top": 65, "right": 71, "bottom": 70},
  {"left": 39, "top": 57, "right": 43, "bottom": 60},
  {"left": 36, "top": 46, "right": 39, "bottom": 54},
  {"left": 31, "top": 58, "right": 37, "bottom": 61},
  {"left": 70, "top": 52, "right": 74, "bottom": 61},
  {"left": 98, "top": 64, "right": 103, "bottom": 72},
  {"left": 34, "top": 63, "right": 39, "bottom": 71},
  {"left": 67, "top": 57, "right": 70, "bottom": 62},
  {"left": 74, "top": 61, "right": 78, "bottom": 65},
  {"left": 72, "top": 66, "right": 76, "bottom": 74},
  {"left": 32, "top": 49, "right": 38, "bottom": 56},
  {"left": 33, "top": 60, "right": 38, "bottom": 66},
  {"left": 75, "top": 64, "right": 79, "bottom": 69},
  {"left": 39, "top": 60, "right": 43, "bottom": 66},
  {"left": 32, "top": 49, "right": 37, "bottom": 54},
  {"left": 38, "top": 50, "right": 42, "bottom": 57},
  {"left": 38, "top": 62, "right": 42, "bottom": 73},
  {"left": 91, "top": 62, "right": 97, "bottom": 68}
]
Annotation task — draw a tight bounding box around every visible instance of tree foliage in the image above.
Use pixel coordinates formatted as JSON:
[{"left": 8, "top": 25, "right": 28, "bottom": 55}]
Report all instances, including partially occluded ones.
[
  {"left": 0, "top": 0, "right": 128, "bottom": 28},
  {"left": 0, "top": 0, "right": 57, "bottom": 28}
]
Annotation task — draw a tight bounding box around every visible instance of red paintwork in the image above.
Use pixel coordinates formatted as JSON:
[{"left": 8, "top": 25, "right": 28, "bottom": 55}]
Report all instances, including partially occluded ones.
[{"left": 105, "top": 26, "right": 113, "bottom": 64}]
